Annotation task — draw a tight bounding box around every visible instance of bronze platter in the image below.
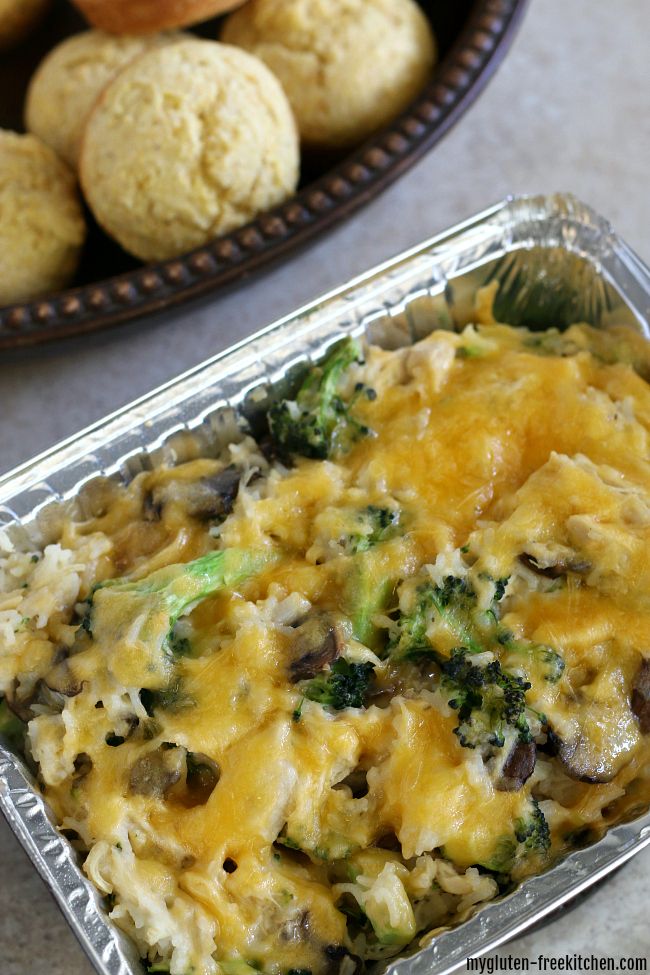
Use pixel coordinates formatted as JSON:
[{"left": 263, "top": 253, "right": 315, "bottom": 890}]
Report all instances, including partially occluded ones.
[{"left": 0, "top": 0, "right": 529, "bottom": 349}]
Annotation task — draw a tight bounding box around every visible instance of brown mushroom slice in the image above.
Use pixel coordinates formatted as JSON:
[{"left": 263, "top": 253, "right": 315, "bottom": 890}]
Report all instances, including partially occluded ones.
[
  {"left": 631, "top": 659, "right": 650, "bottom": 734},
  {"left": 184, "top": 751, "right": 220, "bottom": 806},
  {"left": 4, "top": 680, "right": 38, "bottom": 723},
  {"left": 289, "top": 615, "right": 342, "bottom": 682},
  {"left": 279, "top": 909, "right": 311, "bottom": 943},
  {"left": 147, "top": 466, "right": 241, "bottom": 523},
  {"left": 128, "top": 744, "right": 186, "bottom": 798},
  {"left": 43, "top": 658, "right": 83, "bottom": 698},
  {"left": 73, "top": 752, "right": 93, "bottom": 783},
  {"left": 496, "top": 740, "right": 536, "bottom": 792},
  {"left": 519, "top": 552, "right": 591, "bottom": 579},
  {"left": 557, "top": 705, "right": 640, "bottom": 783},
  {"left": 545, "top": 662, "right": 642, "bottom": 784}
]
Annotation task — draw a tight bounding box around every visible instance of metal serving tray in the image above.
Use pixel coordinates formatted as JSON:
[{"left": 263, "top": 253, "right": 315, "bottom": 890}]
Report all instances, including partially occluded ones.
[{"left": 2, "top": 193, "right": 650, "bottom": 975}]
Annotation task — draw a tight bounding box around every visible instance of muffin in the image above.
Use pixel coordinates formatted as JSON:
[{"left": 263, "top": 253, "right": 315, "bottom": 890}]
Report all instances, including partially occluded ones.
[
  {"left": 0, "top": 0, "right": 50, "bottom": 50},
  {"left": 222, "top": 0, "right": 437, "bottom": 149},
  {"left": 25, "top": 30, "right": 186, "bottom": 170},
  {"left": 80, "top": 39, "right": 299, "bottom": 262},
  {"left": 0, "top": 132, "right": 86, "bottom": 306},
  {"left": 71, "top": 0, "right": 246, "bottom": 34}
]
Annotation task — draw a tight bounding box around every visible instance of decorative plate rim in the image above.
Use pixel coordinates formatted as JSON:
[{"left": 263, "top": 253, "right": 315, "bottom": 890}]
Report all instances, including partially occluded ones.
[{"left": 0, "top": 0, "right": 530, "bottom": 349}]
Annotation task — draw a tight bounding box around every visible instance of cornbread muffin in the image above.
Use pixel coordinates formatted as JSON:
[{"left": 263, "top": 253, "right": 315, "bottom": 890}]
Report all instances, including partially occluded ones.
[
  {"left": 80, "top": 39, "right": 299, "bottom": 262},
  {"left": 222, "top": 0, "right": 437, "bottom": 149},
  {"left": 0, "top": 132, "right": 86, "bottom": 305},
  {"left": 26, "top": 30, "right": 186, "bottom": 170},
  {"left": 0, "top": 0, "right": 50, "bottom": 50},
  {"left": 71, "top": 0, "right": 246, "bottom": 34}
]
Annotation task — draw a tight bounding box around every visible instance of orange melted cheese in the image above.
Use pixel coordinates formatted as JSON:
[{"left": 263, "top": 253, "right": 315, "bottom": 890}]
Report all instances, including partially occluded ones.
[{"left": 6, "top": 317, "right": 650, "bottom": 975}]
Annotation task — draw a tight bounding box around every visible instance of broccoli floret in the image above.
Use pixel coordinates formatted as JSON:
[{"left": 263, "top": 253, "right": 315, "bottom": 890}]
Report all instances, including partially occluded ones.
[
  {"left": 387, "top": 576, "right": 489, "bottom": 659},
  {"left": 303, "top": 659, "right": 375, "bottom": 710},
  {"left": 514, "top": 797, "right": 551, "bottom": 853},
  {"left": 442, "top": 649, "right": 533, "bottom": 749},
  {"left": 386, "top": 582, "right": 437, "bottom": 658},
  {"left": 346, "top": 506, "right": 401, "bottom": 555},
  {"left": 480, "top": 798, "right": 551, "bottom": 876},
  {"left": 167, "top": 626, "right": 192, "bottom": 658},
  {"left": 139, "top": 680, "right": 193, "bottom": 716},
  {"left": 268, "top": 338, "right": 373, "bottom": 459},
  {"left": 389, "top": 568, "right": 564, "bottom": 682},
  {"left": 493, "top": 577, "right": 510, "bottom": 602},
  {"left": 431, "top": 576, "right": 486, "bottom": 653},
  {"left": 499, "top": 635, "right": 565, "bottom": 683},
  {"left": 88, "top": 547, "right": 276, "bottom": 685}
]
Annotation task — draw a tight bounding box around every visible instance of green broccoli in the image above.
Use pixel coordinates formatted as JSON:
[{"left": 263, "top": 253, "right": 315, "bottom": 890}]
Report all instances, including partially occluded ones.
[
  {"left": 514, "top": 797, "right": 551, "bottom": 853},
  {"left": 268, "top": 337, "right": 373, "bottom": 459},
  {"left": 346, "top": 506, "right": 401, "bottom": 555},
  {"left": 303, "top": 658, "right": 375, "bottom": 710},
  {"left": 342, "top": 550, "right": 396, "bottom": 650},
  {"left": 139, "top": 679, "right": 193, "bottom": 715},
  {"left": 441, "top": 649, "right": 533, "bottom": 749},
  {"left": 387, "top": 575, "right": 491, "bottom": 659},
  {"left": 480, "top": 798, "right": 550, "bottom": 875},
  {"left": 430, "top": 576, "right": 487, "bottom": 653},
  {"left": 88, "top": 547, "right": 278, "bottom": 687},
  {"left": 86, "top": 548, "right": 275, "bottom": 651},
  {"left": 498, "top": 633, "right": 565, "bottom": 683},
  {"left": 388, "top": 570, "right": 564, "bottom": 683},
  {"left": 386, "top": 581, "right": 436, "bottom": 659}
]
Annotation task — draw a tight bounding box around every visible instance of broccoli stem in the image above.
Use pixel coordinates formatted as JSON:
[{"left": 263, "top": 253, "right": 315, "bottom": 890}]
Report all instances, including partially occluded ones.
[
  {"left": 340, "top": 547, "right": 397, "bottom": 650},
  {"left": 90, "top": 547, "right": 278, "bottom": 687}
]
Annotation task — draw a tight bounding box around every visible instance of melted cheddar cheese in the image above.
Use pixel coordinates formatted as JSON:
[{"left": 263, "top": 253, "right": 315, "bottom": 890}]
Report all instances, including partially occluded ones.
[{"left": 3, "top": 310, "right": 650, "bottom": 975}]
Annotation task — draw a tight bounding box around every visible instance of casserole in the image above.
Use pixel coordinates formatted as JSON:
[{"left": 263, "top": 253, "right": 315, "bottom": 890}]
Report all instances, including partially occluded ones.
[{"left": 2, "top": 194, "right": 650, "bottom": 975}]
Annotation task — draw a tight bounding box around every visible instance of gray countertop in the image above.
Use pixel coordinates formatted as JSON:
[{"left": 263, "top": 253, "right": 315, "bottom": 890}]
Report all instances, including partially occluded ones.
[{"left": 2, "top": 0, "right": 650, "bottom": 971}]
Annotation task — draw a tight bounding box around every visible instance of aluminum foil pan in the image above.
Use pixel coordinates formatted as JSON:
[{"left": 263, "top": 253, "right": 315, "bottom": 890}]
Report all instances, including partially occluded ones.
[{"left": 2, "top": 193, "right": 650, "bottom": 975}]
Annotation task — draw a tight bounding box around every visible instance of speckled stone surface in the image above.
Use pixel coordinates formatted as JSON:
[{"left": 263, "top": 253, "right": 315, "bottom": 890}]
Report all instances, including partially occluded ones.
[{"left": 1, "top": 0, "right": 650, "bottom": 971}]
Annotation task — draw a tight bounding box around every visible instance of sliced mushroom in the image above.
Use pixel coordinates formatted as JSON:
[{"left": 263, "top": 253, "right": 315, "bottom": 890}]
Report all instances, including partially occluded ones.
[
  {"left": 4, "top": 669, "right": 83, "bottom": 723},
  {"left": 185, "top": 467, "right": 241, "bottom": 521},
  {"left": 558, "top": 733, "right": 618, "bottom": 784},
  {"left": 128, "top": 744, "right": 185, "bottom": 798},
  {"left": 631, "top": 659, "right": 650, "bottom": 734},
  {"left": 496, "top": 740, "right": 536, "bottom": 792},
  {"left": 185, "top": 751, "right": 220, "bottom": 806},
  {"left": 279, "top": 909, "right": 311, "bottom": 942},
  {"left": 289, "top": 615, "right": 342, "bottom": 682},
  {"left": 547, "top": 663, "right": 642, "bottom": 784},
  {"left": 146, "top": 466, "right": 241, "bottom": 523},
  {"left": 73, "top": 752, "right": 93, "bottom": 783},
  {"left": 4, "top": 680, "right": 36, "bottom": 723},
  {"left": 519, "top": 552, "right": 592, "bottom": 579},
  {"left": 43, "top": 658, "right": 83, "bottom": 698}
]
